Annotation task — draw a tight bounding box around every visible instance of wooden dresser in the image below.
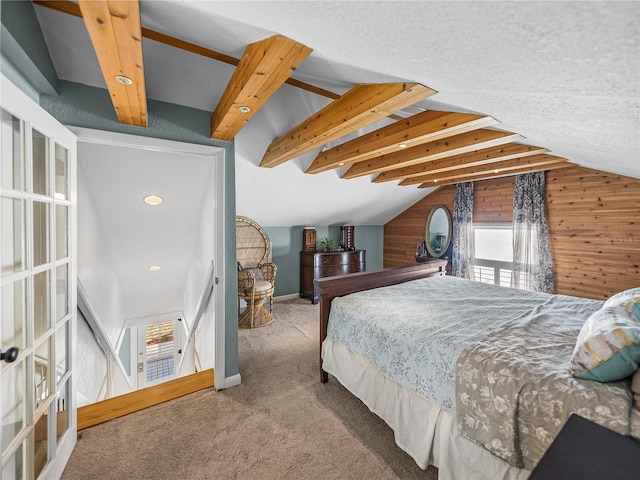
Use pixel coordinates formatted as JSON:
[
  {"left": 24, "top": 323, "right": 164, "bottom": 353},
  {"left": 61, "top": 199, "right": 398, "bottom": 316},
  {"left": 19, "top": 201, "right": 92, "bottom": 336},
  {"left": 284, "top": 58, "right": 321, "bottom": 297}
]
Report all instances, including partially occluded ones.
[{"left": 300, "top": 250, "right": 366, "bottom": 303}]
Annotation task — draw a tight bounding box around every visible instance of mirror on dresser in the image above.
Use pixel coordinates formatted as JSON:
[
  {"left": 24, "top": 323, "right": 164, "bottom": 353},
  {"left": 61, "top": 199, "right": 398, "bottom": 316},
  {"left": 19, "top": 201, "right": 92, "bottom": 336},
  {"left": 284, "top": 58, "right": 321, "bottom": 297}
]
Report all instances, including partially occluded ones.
[{"left": 425, "top": 204, "right": 452, "bottom": 258}]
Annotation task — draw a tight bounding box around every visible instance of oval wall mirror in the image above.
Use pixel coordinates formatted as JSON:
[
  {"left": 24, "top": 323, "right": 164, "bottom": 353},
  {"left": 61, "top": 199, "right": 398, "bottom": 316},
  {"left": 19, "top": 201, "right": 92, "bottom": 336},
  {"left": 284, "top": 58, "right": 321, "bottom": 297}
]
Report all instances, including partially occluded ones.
[{"left": 425, "top": 205, "right": 452, "bottom": 258}]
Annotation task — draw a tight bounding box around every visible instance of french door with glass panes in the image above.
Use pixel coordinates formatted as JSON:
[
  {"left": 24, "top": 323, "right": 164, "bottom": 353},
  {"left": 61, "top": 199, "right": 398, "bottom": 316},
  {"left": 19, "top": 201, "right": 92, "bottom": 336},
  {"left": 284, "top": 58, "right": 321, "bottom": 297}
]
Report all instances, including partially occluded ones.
[{"left": 1, "top": 75, "right": 77, "bottom": 479}]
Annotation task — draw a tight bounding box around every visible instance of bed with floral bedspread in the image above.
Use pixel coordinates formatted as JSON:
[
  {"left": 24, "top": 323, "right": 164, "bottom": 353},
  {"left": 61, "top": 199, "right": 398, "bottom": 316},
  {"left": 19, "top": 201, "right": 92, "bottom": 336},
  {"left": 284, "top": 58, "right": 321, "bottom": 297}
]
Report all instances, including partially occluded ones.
[{"left": 319, "top": 270, "right": 639, "bottom": 478}]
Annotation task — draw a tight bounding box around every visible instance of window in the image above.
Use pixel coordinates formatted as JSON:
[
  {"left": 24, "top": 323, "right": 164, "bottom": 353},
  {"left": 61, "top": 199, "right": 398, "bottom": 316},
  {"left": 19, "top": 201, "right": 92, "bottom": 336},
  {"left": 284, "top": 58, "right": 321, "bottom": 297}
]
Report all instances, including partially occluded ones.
[{"left": 473, "top": 226, "right": 527, "bottom": 288}]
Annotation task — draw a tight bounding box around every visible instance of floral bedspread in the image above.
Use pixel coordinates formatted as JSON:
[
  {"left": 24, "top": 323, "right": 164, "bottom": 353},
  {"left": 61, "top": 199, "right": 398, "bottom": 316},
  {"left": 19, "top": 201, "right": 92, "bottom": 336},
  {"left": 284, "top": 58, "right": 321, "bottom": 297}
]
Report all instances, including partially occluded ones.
[
  {"left": 456, "top": 294, "right": 633, "bottom": 470},
  {"left": 326, "top": 275, "right": 551, "bottom": 409}
]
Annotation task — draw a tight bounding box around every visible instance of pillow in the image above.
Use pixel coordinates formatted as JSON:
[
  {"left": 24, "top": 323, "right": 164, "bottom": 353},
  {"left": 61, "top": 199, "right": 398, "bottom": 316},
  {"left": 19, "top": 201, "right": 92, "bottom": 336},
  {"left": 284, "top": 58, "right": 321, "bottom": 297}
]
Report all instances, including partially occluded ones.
[
  {"left": 570, "top": 303, "right": 640, "bottom": 382},
  {"left": 604, "top": 287, "right": 640, "bottom": 311}
]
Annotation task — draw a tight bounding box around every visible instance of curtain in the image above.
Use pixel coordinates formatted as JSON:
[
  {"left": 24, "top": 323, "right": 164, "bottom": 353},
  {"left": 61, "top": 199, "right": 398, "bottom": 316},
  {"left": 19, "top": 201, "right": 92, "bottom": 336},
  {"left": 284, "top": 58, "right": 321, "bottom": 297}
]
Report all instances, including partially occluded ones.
[
  {"left": 511, "top": 172, "right": 554, "bottom": 293},
  {"left": 452, "top": 182, "right": 475, "bottom": 280}
]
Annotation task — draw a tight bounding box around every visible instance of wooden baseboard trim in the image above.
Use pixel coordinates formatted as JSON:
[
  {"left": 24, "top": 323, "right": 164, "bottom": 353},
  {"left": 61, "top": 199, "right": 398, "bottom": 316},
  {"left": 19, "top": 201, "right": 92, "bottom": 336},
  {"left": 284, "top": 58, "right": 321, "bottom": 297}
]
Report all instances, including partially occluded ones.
[{"left": 77, "top": 368, "right": 214, "bottom": 431}]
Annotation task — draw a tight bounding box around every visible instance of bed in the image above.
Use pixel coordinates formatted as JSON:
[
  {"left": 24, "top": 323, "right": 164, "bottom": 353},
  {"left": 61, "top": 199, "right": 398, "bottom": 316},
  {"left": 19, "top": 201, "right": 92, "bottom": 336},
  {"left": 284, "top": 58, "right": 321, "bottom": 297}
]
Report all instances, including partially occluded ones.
[{"left": 316, "top": 262, "right": 639, "bottom": 480}]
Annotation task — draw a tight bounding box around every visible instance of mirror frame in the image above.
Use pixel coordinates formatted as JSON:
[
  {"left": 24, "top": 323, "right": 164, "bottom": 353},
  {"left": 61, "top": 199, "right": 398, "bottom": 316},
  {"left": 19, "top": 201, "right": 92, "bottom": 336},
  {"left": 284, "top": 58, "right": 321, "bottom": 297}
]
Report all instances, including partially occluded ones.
[{"left": 425, "top": 204, "right": 452, "bottom": 258}]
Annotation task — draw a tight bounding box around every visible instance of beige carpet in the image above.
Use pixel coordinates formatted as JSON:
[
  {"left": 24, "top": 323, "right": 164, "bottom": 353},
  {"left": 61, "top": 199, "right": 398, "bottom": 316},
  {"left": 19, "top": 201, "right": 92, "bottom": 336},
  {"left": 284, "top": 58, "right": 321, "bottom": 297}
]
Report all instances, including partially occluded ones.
[{"left": 62, "top": 299, "right": 438, "bottom": 479}]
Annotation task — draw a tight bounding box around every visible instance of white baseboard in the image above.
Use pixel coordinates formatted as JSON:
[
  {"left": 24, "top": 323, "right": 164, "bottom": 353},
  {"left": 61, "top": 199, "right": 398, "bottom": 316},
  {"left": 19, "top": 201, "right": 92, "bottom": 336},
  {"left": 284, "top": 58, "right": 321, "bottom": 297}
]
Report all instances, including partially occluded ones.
[
  {"left": 221, "top": 373, "right": 241, "bottom": 390},
  {"left": 274, "top": 293, "right": 300, "bottom": 302}
]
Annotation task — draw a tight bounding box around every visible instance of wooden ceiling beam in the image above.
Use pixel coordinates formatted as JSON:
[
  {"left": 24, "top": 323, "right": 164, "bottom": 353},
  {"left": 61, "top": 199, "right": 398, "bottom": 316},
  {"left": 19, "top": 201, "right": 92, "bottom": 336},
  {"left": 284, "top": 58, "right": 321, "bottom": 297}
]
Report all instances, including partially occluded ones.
[
  {"left": 373, "top": 143, "right": 548, "bottom": 183},
  {"left": 402, "top": 154, "right": 569, "bottom": 187},
  {"left": 77, "top": 0, "right": 147, "bottom": 127},
  {"left": 416, "top": 163, "right": 573, "bottom": 187},
  {"left": 210, "top": 35, "right": 312, "bottom": 141},
  {"left": 259, "top": 83, "right": 436, "bottom": 168},
  {"left": 305, "top": 110, "right": 497, "bottom": 174},
  {"left": 342, "top": 129, "right": 521, "bottom": 179}
]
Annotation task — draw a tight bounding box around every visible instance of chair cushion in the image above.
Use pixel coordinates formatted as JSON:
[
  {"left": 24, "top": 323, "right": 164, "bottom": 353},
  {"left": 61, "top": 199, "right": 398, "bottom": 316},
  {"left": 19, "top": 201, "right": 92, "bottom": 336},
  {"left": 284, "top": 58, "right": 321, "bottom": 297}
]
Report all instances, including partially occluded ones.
[{"left": 254, "top": 280, "right": 272, "bottom": 293}]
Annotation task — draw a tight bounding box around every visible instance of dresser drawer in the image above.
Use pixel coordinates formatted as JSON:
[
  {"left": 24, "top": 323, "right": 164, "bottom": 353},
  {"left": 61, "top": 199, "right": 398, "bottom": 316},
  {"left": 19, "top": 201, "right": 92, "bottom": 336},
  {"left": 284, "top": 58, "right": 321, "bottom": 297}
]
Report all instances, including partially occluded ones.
[
  {"left": 301, "top": 251, "right": 362, "bottom": 267},
  {"left": 315, "top": 262, "right": 364, "bottom": 278}
]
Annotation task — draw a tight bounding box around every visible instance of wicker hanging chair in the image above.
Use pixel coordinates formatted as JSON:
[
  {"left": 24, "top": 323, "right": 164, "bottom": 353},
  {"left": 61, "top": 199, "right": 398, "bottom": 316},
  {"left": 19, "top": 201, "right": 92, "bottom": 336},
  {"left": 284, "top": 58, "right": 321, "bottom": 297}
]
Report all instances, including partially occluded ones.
[{"left": 236, "top": 216, "right": 277, "bottom": 328}]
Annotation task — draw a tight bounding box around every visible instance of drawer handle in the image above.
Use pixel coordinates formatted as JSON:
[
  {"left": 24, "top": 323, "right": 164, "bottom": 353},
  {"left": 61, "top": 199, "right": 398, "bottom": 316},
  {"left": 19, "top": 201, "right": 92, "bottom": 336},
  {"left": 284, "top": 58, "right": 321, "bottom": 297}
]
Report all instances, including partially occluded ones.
[{"left": 321, "top": 258, "right": 328, "bottom": 264}]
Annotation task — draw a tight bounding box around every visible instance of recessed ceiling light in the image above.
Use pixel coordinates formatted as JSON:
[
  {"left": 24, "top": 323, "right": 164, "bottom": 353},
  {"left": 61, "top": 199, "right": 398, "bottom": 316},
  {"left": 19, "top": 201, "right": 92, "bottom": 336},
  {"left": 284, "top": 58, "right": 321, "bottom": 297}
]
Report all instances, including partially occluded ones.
[
  {"left": 238, "top": 106, "right": 251, "bottom": 113},
  {"left": 144, "top": 195, "right": 163, "bottom": 206},
  {"left": 115, "top": 75, "right": 133, "bottom": 85},
  {"left": 149, "top": 265, "right": 162, "bottom": 271},
  {"left": 398, "top": 143, "right": 408, "bottom": 148}
]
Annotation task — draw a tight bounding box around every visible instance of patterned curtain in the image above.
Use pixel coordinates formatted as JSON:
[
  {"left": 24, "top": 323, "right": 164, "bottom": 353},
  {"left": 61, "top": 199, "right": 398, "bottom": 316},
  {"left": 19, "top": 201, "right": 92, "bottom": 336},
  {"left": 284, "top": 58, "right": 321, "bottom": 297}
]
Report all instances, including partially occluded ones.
[
  {"left": 452, "top": 182, "right": 475, "bottom": 280},
  {"left": 511, "top": 172, "right": 554, "bottom": 293}
]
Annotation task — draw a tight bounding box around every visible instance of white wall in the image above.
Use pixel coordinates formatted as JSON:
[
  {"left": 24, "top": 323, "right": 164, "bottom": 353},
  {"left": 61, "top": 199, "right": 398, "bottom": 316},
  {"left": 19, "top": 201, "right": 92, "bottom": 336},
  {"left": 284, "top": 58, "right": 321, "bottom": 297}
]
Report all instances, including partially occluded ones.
[
  {"left": 182, "top": 158, "right": 216, "bottom": 371},
  {"left": 77, "top": 160, "right": 125, "bottom": 347}
]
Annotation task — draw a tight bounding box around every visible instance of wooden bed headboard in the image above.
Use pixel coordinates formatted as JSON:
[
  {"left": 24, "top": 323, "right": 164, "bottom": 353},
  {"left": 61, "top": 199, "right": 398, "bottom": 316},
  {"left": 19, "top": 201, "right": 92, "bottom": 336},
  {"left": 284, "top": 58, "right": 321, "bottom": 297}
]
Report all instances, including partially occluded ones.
[{"left": 314, "top": 260, "right": 448, "bottom": 382}]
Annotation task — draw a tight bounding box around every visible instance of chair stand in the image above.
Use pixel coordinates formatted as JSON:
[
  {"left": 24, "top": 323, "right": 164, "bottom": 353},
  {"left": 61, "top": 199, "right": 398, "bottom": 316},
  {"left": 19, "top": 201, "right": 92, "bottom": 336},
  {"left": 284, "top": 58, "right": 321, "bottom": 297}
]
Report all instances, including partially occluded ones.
[{"left": 238, "top": 292, "right": 274, "bottom": 329}]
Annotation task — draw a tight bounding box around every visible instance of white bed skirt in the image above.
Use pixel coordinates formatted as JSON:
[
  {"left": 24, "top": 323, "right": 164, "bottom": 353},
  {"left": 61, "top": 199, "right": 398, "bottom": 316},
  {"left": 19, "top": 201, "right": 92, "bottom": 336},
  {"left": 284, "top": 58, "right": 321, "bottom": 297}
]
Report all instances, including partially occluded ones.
[{"left": 322, "top": 339, "right": 531, "bottom": 480}]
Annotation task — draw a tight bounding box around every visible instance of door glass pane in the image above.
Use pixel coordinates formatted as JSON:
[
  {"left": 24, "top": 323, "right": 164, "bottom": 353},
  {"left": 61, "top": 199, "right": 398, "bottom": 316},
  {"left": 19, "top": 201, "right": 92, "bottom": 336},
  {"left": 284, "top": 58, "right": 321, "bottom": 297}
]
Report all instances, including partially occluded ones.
[
  {"left": 32, "top": 129, "right": 49, "bottom": 196},
  {"left": 34, "top": 270, "right": 51, "bottom": 340},
  {"left": 1, "top": 109, "right": 25, "bottom": 191},
  {"left": 55, "top": 380, "right": 70, "bottom": 445},
  {"left": 1, "top": 198, "right": 26, "bottom": 276},
  {"left": 1, "top": 359, "right": 26, "bottom": 454},
  {"left": 2, "top": 439, "right": 25, "bottom": 480},
  {"left": 2, "top": 278, "right": 27, "bottom": 350},
  {"left": 33, "top": 201, "right": 50, "bottom": 267},
  {"left": 55, "top": 205, "right": 68, "bottom": 260},
  {"left": 33, "top": 413, "right": 49, "bottom": 478},
  {"left": 54, "top": 143, "right": 68, "bottom": 200},
  {"left": 55, "top": 322, "right": 68, "bottom": 381},
  {"left": 55, "top": 264, "right": 68, "bottom": 322},
  {"left": 35, "top": 339, "right": 51, "bottom": 408}
]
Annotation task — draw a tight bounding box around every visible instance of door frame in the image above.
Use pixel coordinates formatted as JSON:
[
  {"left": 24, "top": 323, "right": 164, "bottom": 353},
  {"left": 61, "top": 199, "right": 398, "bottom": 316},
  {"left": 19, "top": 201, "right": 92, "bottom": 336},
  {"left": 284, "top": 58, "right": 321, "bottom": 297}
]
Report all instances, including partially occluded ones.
[{"left": 69, "top": 127, "right": 226, "bottom": 391}]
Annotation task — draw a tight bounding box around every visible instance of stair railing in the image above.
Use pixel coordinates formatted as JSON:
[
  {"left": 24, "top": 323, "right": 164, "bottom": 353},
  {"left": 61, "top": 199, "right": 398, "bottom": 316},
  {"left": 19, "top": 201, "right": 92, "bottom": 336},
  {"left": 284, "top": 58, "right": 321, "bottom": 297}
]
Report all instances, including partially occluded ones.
[
  {"left": 177, "top": 260, "right": 215, "bottom": 375},
  {"left": 77, "top": 279, "right": 133, "bottom": 398}
]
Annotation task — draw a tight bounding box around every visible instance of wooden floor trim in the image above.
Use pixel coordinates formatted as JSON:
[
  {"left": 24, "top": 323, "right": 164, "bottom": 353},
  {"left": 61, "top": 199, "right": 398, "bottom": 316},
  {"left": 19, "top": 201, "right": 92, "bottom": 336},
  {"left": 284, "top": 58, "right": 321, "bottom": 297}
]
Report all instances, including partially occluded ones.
[{"left": 77, "top": 369, "right": 214, "bottom": 431}]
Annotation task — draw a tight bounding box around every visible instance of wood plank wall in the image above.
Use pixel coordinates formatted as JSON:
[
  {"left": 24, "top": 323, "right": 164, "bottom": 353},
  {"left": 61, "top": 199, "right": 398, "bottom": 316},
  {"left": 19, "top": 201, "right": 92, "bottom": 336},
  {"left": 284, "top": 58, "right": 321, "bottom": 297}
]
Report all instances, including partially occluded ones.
[{"left": 384, "top": 166, "right": 640, "bottom": 301}]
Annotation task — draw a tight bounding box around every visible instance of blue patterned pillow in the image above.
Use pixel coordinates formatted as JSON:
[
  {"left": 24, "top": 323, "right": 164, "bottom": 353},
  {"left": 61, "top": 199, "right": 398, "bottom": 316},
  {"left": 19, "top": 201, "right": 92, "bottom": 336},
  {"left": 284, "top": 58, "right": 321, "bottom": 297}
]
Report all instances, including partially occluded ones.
[
  {"left": 604, "top": 287, "right": 640, "bottom": 313},
  {"left": 570, "top": 301, "right": 640, "bottom": 382}
]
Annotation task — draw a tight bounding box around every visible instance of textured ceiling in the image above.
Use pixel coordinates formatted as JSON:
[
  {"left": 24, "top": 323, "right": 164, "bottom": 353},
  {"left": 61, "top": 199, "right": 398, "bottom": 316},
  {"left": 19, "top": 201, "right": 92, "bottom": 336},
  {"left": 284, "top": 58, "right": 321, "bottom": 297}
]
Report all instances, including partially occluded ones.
[
  {"left": 34, "top": 1, "right": 640, "bottom": 227},
  {"left": 191, "top": 0, "right": 640, "bottom": 177}
]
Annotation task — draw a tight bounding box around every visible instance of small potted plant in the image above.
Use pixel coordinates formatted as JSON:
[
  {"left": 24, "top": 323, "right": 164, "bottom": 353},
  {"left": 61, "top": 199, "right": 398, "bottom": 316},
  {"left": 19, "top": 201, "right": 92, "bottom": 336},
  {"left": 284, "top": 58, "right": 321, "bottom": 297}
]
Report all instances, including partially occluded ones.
[{"left": 318, "top": 236, "right": 337, "bottom": 252}]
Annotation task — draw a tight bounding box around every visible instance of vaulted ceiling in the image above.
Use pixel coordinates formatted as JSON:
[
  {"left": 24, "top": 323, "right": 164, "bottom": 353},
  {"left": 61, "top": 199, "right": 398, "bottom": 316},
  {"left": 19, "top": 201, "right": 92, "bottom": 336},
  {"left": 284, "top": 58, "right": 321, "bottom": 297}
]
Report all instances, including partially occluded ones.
[{"left": 31, "top": 0, "right": 639, "bottom": 225}]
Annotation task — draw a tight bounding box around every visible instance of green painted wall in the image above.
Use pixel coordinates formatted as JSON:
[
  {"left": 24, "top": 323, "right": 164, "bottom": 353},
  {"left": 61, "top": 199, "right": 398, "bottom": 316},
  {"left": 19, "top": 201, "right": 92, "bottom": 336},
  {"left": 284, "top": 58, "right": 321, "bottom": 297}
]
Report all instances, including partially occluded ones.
[
  {"left": 264, "top": 225, "right": 384, "bottom": 297},
  {"left": 0, "top": 0, "right": 58, "bottom": 95},
  {"left": 118, "top": 328, "right": 132, "bottom": 377}
]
